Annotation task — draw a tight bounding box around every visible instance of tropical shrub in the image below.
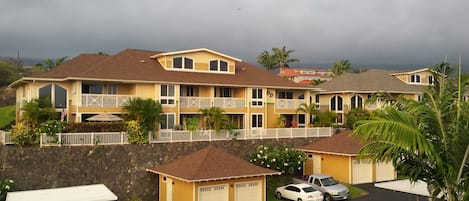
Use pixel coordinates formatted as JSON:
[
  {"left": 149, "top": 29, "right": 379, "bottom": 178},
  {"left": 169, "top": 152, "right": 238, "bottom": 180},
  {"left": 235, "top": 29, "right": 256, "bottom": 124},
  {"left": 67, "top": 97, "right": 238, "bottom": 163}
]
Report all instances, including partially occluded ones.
[
  {"left": 124, "top": 98, "right": 162, "bottom": 135},
  {"left": 38, "top": 120, "right": 65, "bottom": 137},
  {"left": 344, "top": 108, "right": 371, "bottom": 129},
  {"left": 250, "top": 144, "right": 306, "bottom": 175},
  {"left": 21, "top": 97, "right": 56, "bottom": 128},
  {"left": 126, "top": 120, "right": 147, "bottom": 144},
  {"left": 64, "top": 122, "right": 125, "bottom": 132},
  {"left": 10, "top": 123, "right": 35, "bottom": 145},
  {"left": 199, "top": 107, "right": 230, "bottom": 133},
  {"left": 0, "top": 179, "right": 14, "bottom": 201},
  {"left": 185, "top": 117, "right": 199, "bottom": 134},
  {"left": 313, "top": 111, "right": 337, "bottom": 127}
]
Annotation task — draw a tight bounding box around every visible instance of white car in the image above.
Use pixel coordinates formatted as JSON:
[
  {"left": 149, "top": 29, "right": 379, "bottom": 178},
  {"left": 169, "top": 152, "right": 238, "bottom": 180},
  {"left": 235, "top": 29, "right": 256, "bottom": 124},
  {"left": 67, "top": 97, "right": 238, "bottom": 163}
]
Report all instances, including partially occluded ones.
[{"left": 275, "top": 183, "right": 324, "bottom": 201}]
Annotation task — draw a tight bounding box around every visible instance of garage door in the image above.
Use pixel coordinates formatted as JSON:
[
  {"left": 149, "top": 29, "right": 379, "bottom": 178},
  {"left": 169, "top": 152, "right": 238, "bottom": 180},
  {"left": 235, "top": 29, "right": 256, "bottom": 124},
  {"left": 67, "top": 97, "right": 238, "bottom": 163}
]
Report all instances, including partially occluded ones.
[
  {"left": 352, "top": 160, "right": 373, "bottom": 184},
  {"left": 199, "top": 184, "right": 228, "bottom": 201},
  {"left": 375, "top": 161, "right": 395, "bottom": 182},
  {"left": 235, "top": 181, "right": 261, "bottom": 201}
]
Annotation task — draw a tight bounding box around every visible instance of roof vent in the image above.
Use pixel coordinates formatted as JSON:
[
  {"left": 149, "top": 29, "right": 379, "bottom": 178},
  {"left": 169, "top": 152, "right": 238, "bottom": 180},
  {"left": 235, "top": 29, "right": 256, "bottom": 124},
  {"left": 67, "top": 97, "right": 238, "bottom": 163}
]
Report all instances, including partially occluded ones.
[{"left": 139, "top": 60, "right": 145, "bottom": 63}]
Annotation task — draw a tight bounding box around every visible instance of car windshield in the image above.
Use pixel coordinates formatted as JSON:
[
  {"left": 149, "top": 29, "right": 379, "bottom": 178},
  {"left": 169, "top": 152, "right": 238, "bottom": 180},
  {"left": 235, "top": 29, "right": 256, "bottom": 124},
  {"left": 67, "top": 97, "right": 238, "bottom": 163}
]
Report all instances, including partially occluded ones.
[
  {"left": 302, "top": 187, "right": 317, "bottom": 193},
  {"left": 321, "top": 177, "right": 338, "bottom": 186}
]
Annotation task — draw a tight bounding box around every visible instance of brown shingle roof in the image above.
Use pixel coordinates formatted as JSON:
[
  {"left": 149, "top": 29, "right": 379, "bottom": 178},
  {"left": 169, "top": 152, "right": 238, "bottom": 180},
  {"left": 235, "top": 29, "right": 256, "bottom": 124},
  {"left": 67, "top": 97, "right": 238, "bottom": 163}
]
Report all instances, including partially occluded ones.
[
  {"left": 147, "top": 146, "right": 280, "bottom": 182},
  {"left": 18, "top": 49, "right": 309, "bottom": 89},
  {"left": 297, "top": 131, "right": 364, "bottom": 156},
  {"left": 317, "top": 69, "right": 425, "bottom": 93}
]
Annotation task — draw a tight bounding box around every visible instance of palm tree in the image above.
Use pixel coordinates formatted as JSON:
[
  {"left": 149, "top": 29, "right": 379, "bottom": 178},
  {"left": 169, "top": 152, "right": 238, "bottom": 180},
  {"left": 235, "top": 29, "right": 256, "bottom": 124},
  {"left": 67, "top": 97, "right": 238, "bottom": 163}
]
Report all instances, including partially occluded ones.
[
  {"left": 43, "top": 56, "right": 68, "bottom": 69},
  {"left": 296, "top": 102, "right": 318, "bottom": 126},
  {"left": 124, "top": 98, "right": 162, "bottom": 135},
  {"left": 353, "top": 63, "right": 469, "bottom": 201},
  {"left": 330, "top": 59, "right": 351, "bottom": 76},
  {"left": 199, "top": 107, "right": 229, "bottom": 134},
  {"left": 272, "top": 46, "right": 299, "bottom": 68},
  {"left": 21, "top": 97, "right": 56, "bottom": 128},
  {"left": 256, "top": 50, "right": 277, "bottom": 71}
]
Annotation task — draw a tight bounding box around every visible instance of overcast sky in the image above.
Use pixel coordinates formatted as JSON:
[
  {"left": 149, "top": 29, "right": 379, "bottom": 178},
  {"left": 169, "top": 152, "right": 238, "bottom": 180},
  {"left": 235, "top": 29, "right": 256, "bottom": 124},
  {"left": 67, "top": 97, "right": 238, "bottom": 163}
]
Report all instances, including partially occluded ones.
[{"left": 1, "top": 0, "right": 468, "bottom": 69}]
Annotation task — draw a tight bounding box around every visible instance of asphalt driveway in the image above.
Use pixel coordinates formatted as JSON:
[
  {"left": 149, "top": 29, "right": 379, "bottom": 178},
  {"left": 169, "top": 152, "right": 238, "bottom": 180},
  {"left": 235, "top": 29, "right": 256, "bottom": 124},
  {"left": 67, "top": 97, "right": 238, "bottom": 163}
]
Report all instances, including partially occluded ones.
[{"left": 352, "top": 183, "right": 430, "bottom": 201}]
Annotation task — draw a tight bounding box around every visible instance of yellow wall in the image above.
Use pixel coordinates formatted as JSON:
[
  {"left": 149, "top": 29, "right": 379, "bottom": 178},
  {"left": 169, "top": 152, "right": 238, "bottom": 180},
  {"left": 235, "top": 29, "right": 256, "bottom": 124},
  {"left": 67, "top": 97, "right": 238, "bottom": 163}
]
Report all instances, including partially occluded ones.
[
  {"left": 157, "top": 51, "right": 236, "bottom": 73},
  {"left": 135, "top": 83, "right": 155, "bottom": 99},
  {"left": 304, "top": 158, "right": 314, "bottom": 176},
  {"left": 319, "top": 154, "right": 350, "bottom": 184},
  {"left": 159, "top": 176, "right": 194, "bottom": 201}
]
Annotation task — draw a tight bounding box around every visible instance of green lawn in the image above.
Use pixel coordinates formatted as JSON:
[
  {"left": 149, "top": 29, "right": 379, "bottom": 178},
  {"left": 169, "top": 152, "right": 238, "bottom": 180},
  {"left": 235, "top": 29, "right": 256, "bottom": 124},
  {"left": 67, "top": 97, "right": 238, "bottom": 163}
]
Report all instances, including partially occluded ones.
[
  {"left": 0, "top": 105, "right": 15, "bottom": 130},
  {"left": 266, "top": 175, "right": 368, "bottom": 201}
]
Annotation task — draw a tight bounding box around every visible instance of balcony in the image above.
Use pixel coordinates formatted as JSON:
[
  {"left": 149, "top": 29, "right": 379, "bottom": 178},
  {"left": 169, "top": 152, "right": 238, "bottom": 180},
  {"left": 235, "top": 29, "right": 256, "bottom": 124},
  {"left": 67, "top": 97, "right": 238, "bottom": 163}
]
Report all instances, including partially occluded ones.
[
  {"left": 180, "top": 97, "right": 245, "bottom": 109},
  {"left": 180, "top": 97, "right": 211, "bottom": 108},
  {"left": 275, "top": 99, "right": 306, "bottom": 109},
  {"left": 81, "top": 94, "right": 134, "bottom": 107}
]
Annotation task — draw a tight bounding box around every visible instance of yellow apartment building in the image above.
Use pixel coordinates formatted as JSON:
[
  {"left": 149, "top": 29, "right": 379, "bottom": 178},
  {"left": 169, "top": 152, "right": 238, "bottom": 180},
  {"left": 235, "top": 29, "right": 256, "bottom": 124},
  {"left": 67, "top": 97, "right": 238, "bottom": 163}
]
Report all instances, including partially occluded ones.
[{"left": 9, "top": 48, "right": 315, "bottom": 130}]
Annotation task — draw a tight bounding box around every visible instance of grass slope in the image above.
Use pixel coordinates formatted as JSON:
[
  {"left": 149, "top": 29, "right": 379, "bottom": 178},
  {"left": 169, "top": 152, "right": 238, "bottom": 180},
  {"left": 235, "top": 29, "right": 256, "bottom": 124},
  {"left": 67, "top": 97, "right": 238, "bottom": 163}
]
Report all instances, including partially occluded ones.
[{"left": 0, "top": 105, "right": 15, "bottom": 129}]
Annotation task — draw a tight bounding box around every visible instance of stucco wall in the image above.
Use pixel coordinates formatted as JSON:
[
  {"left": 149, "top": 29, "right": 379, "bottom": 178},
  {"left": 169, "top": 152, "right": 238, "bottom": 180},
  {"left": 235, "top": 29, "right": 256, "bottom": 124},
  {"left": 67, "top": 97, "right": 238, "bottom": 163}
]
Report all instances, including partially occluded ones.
[{"left": 0, "top": 138, "right": 322, "bottom": 201}]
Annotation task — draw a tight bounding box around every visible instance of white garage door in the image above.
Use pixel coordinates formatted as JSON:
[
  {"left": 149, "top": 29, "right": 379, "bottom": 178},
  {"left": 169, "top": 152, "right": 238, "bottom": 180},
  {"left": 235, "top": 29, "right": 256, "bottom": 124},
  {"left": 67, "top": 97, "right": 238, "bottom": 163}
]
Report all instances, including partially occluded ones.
[
  {"left": 352, "top": 160, "right": 373, "bottom": 184},
  {"left": 199, "top": 185, "right": 228, "bottom": 201},
  {"left": 375, "top": 161, "right": 395, "bottom": 182},
  {"left": 235, "top": 181, "right": 261, "bottom": 201}
]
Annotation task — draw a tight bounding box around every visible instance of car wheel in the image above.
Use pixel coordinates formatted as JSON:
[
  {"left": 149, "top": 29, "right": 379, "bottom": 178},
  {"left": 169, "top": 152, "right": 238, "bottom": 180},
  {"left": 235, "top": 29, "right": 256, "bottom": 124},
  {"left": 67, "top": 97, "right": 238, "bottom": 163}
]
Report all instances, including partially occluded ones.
[
  {"left": 297, "top": 198, "right": 302, "bottom": 201},
  {"left": 324, "top": 194, "right": 332, "bottom": 201},
  {"left": 276, "top": 192, "right": 282, "bottom": 199}
]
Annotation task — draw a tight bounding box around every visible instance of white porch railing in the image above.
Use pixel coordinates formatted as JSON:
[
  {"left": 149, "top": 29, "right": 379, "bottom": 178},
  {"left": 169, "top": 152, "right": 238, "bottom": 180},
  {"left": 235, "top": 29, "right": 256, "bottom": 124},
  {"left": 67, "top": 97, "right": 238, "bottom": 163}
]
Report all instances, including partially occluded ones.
[
  {"left": 0, "top": 130, "right": 13, "bottom": 145},
  {"left": 40, "top": 132, "right": 128, "bottom": 147},
  {"left": 180, "top": 97, "right": 211, "bottom": 108},
  {"left": 81, "top": 94, "right": 133, "bottom": 107},
  {"left": 213, "top": 98, "right": 245, "bottom": 108},
  {"left": 275, "top": 99, "right": 307, "bottom": 109},
  {"left": 150, "top": 127, "right": 332, "bottom": 143}
]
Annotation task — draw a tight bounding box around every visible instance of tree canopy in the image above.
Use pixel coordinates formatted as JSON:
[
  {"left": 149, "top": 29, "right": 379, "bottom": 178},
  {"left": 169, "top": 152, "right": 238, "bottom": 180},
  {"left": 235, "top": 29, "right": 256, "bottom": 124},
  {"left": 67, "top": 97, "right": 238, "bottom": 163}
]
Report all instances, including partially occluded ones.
[
  {"left": 257, "top": 46, "right": 299, "bottom": 71},
  {"left": 353, "top": 62, "right": 469, "bottom": 201}
]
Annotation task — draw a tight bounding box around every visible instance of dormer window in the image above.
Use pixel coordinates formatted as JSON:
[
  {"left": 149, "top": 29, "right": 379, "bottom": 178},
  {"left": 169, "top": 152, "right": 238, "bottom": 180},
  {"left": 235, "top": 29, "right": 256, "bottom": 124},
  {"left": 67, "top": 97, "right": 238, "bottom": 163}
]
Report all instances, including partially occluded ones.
[
  {"left": 209, "top": 60, "right": 228, "bottom": 72},
  {"left": 173, "top": 57, "right": 193, "bottom": 69},
  {"left": 410, "top": 74, "right": 421, "bottom": 83}
]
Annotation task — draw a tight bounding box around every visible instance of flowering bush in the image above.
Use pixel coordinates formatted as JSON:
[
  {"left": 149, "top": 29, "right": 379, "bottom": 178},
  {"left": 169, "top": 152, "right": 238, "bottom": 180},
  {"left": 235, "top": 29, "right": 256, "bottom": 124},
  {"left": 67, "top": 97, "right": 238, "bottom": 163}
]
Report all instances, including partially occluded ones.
[
  {"left": 0, "top": 179, "right": 14, "bottom": 201},
  {"left": 11, "top": 123, "right": 35, "bottom": 145},
  {"left": 39, "top": 120, "right": 65, "bottom": 137},
  {"left": 250, "top": 144, "right": 307, "bottom": 175},
  {"left": 126, "top": 120, "right": 147, "bottom": 144}
]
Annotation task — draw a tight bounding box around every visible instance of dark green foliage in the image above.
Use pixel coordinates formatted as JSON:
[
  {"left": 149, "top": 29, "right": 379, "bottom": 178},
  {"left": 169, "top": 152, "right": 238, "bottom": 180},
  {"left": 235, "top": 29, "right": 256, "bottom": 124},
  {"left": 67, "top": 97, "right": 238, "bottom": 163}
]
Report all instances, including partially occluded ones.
[
  {"left": 0, "top": 61, "right": 16, "bottom": 87},
  {"left": 64, "top": 122, "right": 125, "bottom": 132},
  {"left": 124, "top": 98, "right": 162, "bottom": 135},
  {"left": 0, "top": 179, "right": 14, "bottom": 201},
  {"left": 38, "top": 120, "right": 65, "bottom": 136},
  {"left": 199, "top": 107, "right": 231, "bottom": 133},
  {"left": 313, "top": 111, "right": 337, "bottom": 127},
  {"left": 344, "top": 108, "right": 371, "bottom": 129},
  {"left": 21, "top": 97, "right": 56, "bottom": 128}
]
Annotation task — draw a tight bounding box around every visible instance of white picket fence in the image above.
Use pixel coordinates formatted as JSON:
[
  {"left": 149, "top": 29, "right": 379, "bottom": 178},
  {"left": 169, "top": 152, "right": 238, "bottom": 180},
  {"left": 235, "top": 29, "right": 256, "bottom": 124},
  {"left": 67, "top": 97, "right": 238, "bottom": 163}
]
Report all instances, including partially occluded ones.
[
  {"left": 150, "top": 127, "right": 333, "bottom": 143},
  {"left": 1, "top": 127, "right": 333, "bottom": 147},
  {"left": 0, "top": 130, "right": 13, "bottom": 145}
]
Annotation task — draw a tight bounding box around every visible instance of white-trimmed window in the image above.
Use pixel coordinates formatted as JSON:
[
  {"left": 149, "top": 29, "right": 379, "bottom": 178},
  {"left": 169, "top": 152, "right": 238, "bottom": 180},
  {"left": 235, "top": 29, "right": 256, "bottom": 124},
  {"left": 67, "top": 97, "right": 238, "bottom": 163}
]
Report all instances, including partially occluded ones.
[
  {"left": 160, "top": 84, "right": 175, "bottom": 105},
  {"left": 277, "top": 91, "right": 293, "bottom": 99},
  {"left": 180, "top": 85, "right": 198, "bottom": 97},
  {"left": 351, "top": 95, "right": 363, "bottom": 109},
  {"left": 39, "top": 84, "right": 67, "bottom": 109},
  {"left": 252, "top": 88, "right": 263, "bottom": 106},
  {"left": 173, "top": 57, "right": 194, "bottom": 70},
  {"left": 160, "top": 113, "right": 175, "bottom": 130},
  {"left": 330, "top": 95, "right": 343, "bottom": 124},
  {"left": 209, "top": 59, "right": 228, "bottom": 72},
  {"left": 410, "top": 74, "right": 421, "bottom": 83},
  {"left": 252, "top": 114, "right": 263, "bottom": 128}
]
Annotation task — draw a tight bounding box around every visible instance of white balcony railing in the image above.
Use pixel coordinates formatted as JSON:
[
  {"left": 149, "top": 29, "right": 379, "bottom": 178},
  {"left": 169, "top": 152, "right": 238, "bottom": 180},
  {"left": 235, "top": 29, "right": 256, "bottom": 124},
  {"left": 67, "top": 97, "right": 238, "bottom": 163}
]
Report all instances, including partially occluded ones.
[
  {"left": 180, "top": 97, "right": 211, "bottom": 108},
  {"left": 275, "top": 99, "right": 307, "bottom": 109},
  {"left": 81, "top": 94, "right": 133, "bottom": 107},
  {"left": 213, "top": 98, "right": 245, "bottom": 108}
]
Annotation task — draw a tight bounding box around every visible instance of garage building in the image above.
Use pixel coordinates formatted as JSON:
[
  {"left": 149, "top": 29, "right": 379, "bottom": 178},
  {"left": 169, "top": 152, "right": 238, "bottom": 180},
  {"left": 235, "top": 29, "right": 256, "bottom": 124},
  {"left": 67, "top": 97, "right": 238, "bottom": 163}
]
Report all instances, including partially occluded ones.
[
  {"left": 298, "top": 131, "right": 396, "bottom": 184},
  {"left": 147, "top": 146, "right": 280, "bottom": 201}
]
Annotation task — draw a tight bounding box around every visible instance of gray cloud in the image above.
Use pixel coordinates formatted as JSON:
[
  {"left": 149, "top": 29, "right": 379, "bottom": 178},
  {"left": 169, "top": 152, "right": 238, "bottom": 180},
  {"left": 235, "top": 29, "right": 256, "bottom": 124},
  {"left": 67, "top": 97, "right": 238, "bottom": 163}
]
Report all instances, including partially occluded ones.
[{"left": 1, "top": 0, "right": 468, "bottom": 69}]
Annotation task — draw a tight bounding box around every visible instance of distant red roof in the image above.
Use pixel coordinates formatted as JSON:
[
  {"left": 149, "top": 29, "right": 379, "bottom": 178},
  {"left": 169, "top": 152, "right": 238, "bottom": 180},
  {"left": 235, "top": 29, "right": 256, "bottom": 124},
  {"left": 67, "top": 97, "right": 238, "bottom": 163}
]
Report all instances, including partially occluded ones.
[
  {"left": 297, "top": 131, "right": 364, "bottom": 156},
  {"left": 147, "top": 146, "right": 280, "bottom": 182}
]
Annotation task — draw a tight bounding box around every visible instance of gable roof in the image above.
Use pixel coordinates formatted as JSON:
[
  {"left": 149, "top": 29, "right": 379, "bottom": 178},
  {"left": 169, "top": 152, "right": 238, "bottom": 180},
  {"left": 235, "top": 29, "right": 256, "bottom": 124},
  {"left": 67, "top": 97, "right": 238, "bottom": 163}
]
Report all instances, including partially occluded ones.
[
  {"left": 10, "top": 49, "right": 310, "bottom": 89},
  {"left": 297, "top": 131, "right": 364, "bottom": 156},
  {"left": 316, "top": 69, "right": 426, "bottom": 94},
  {"left": 146, "top": 146, "right": 280, "bottom": 182}
]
